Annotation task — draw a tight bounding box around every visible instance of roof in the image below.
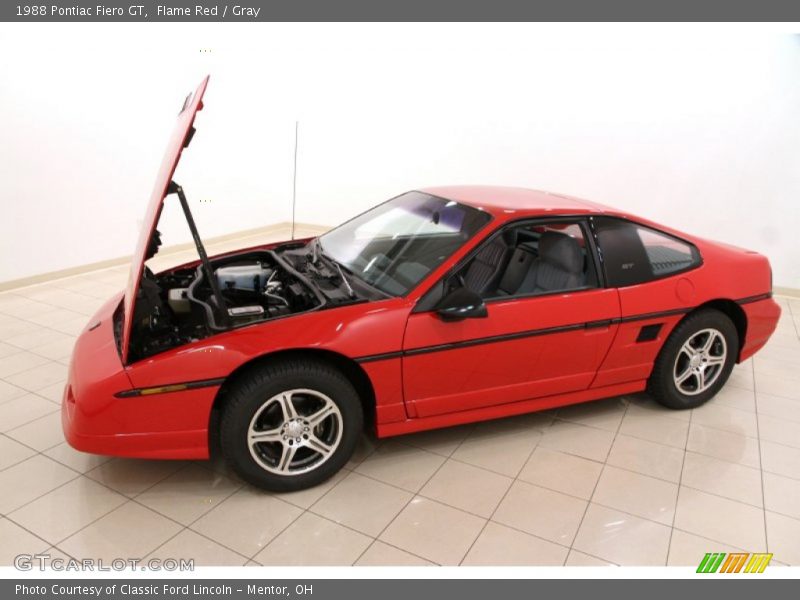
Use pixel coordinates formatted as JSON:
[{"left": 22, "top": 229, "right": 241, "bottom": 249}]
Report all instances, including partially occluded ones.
[{"left": 420, "top": 185, "right": 615, "bottom": 218}]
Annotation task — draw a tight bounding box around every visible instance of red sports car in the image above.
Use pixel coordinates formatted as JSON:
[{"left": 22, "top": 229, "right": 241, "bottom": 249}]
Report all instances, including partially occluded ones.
[{"left": 63, "top": 77, "right": 781, "bottom": 491}]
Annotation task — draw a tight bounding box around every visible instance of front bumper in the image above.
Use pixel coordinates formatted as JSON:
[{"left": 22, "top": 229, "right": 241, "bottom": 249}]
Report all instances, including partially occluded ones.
[{"left": 62, "top": 294, "right": 212, "bottom": 460}]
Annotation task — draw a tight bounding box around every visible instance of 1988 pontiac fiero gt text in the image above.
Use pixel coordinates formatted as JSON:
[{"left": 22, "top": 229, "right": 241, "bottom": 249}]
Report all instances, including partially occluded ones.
[{"left": 62, "top": 77, "right": 781, "bottom": 491}]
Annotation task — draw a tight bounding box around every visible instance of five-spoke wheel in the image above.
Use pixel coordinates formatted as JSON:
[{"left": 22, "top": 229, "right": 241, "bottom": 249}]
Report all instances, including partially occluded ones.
[
  {"left": 672, "top": 328, "right": 727, "bottom": 396},
  {"left": 221, "top": 360, "right": 362, "bottom": 491},
  {"left": 247, "top": 389, "right": 343, "bottom": 476},
  {"left": 649, "top": 308, "right": 737, "bottom": 410}
]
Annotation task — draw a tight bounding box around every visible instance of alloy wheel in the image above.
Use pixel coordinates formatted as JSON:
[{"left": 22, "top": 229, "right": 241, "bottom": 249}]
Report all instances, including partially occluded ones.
[
  {"left": 246, "top": 388, "right": 343, "bottom": 476},
  {"left": 672, "top": 328, "right": 727, "bottom": 396}
]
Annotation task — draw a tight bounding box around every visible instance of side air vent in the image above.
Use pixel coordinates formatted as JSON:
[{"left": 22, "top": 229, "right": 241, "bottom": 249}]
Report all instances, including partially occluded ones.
[{"left": 636, "top": 323, "right": 663, "bottom": 343}]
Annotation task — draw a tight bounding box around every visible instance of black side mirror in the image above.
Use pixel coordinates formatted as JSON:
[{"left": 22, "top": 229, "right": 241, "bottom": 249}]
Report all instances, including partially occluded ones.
[{"left": 435, "top": 287, "right": 488, "bottom": 321}]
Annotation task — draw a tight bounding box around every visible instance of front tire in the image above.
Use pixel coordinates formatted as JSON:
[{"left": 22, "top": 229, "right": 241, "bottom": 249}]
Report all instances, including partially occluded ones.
[
  {"left": 648, "top": 309, "right": 738, "bottom": 410},
  {"left": 220, "top": 359, "right": 363, "bottom": 492}
]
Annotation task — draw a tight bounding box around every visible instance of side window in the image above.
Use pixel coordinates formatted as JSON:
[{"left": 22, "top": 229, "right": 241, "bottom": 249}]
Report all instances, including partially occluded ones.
[
  {"left": 594, "top": 217, "right": 700, "bottom": 287},
  {"left": 455, "top": 220, "right": 598, "bottom": 299},
  {"left": 637, "top": 227, "right": 699, "bottom": 275}
]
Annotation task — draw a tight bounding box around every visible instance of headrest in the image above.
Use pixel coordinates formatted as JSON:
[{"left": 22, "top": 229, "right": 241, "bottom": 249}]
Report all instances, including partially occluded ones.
[
  {"left": 501, "top": 228, "right": 518, "bottom": 246},
  {"left": 538, "top": 231, "right": 583, "bottom": 274}
]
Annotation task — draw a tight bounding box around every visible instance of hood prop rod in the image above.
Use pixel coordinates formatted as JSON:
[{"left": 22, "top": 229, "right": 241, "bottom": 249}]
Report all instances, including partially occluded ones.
[{"left": 168, "top": 180, "right": 230, "bottom": 327}]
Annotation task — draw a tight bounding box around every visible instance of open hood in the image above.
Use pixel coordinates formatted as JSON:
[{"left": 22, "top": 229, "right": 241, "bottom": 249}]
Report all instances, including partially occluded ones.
[{"left": 121, "top": 76, "right": 209, "bottom": 364}]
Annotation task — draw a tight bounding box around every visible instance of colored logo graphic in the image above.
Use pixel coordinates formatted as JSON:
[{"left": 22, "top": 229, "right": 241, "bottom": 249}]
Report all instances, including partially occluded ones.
[{"left": 697, "top": 552, "right": 773, "bottom": 573}]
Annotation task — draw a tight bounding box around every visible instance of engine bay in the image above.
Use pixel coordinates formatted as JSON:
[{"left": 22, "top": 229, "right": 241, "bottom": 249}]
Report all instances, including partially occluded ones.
[{"left": 127, "top": 248, "right": 327, "bottom": 362}]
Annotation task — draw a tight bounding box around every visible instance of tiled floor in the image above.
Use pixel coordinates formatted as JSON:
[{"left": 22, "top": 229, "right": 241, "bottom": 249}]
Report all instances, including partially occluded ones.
[{"left": 1, "top": 228, "right": 799, "bottom": 567}]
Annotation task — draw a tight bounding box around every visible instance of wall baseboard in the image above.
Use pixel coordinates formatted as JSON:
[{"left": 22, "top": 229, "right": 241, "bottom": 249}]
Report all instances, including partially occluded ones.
[
  {"left": 0, "top": 222, "right": 329, "bottom": 292},
  {"left": 774, "top": 286, "right": 800, "bottom": 299}
]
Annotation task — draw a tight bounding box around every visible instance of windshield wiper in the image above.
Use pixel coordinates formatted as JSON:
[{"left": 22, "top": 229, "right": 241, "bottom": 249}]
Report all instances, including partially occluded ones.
[
  {"left": 332, "top": 261, "right": 355, "bottom": 298},
  {"left": 310, "top": 238, "right": 393, "bottom": 299},
  {"left": 304, "top": 238, "right": 355, "bottom": 298},
  {"left": 305, "top": 237, "right": 322, "bottom": 266},
  {"left": 317, "top": 249, "right": 356, "bottom": 298}
]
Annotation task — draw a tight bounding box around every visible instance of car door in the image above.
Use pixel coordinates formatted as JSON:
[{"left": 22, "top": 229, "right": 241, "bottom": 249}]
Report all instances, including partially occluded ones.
[{"left": 401, "top": 219, "right": 622, "bottom": 418}]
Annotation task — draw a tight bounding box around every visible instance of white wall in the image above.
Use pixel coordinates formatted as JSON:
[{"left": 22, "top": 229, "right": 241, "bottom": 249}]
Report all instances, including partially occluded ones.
[{"left": 1, "top": 25, "right": 798, "bottom": 288}]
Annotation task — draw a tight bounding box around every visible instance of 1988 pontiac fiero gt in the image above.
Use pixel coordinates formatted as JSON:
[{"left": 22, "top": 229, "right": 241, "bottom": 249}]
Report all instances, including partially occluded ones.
[{"left": 63, "top": 77, "right": 781, "bottom": 490}]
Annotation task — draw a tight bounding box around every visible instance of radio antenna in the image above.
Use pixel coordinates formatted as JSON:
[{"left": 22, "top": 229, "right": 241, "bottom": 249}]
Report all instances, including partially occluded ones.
[{"left": 291, "top": 121, "right": 299, "bottom": 239}]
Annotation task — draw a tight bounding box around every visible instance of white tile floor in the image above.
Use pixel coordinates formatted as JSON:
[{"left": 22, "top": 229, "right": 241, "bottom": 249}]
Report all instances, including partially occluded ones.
[{"left": 1, "top": 228, "right": 799, "bottom": 567}]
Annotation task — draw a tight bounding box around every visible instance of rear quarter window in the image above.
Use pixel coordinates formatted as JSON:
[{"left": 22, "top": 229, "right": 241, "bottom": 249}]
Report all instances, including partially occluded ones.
[{"left": 593, "top": 217, "right": 701, "bottom": 287}]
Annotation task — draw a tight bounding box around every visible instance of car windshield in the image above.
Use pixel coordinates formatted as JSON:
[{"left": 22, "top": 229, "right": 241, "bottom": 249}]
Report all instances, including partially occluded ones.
[{"left": 318, "top": 191, "right": 491, "bottom": 296}]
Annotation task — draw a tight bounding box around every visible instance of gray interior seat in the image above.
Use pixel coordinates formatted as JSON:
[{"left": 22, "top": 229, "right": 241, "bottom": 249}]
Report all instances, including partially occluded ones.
[
  {"left": 463, "top": 229, "right": 517, "bottom": 296},
  {"left": 497, "top": 247, "right": 535, "bottom": 295},
  {"left": 517, "top": 231, "right": 585, "bottom": 294}
]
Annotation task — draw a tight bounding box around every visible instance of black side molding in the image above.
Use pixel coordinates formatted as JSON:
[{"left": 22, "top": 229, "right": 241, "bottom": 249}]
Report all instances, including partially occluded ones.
[
  {"left": 356, "top": 351, "right": 404, "bottom": 364},
  {"left": 736, "top": 292, "right": 773, "bottom": 305},
  {"left": 355, "top": 292, "right": 772, "bottom": 364}
]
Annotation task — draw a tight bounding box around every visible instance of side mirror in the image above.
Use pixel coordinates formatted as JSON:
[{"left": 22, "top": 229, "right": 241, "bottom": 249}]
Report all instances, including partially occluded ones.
[{"left": 435, "top": 287, "right": 488, "bottom": 321}]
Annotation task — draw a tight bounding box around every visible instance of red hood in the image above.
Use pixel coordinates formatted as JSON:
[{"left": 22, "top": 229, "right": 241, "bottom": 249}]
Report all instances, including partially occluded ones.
[{"left": 121, "top": 76, "right": 209, "bottom": 364}]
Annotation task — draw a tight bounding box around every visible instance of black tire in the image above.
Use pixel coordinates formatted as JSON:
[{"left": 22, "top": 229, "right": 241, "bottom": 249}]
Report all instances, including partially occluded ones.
[
  {"left": 647, "top": 309, "right": 738, "bottom": 410},
  {"left": 220, "top": 359, "right": 363, "bottom": 492}
]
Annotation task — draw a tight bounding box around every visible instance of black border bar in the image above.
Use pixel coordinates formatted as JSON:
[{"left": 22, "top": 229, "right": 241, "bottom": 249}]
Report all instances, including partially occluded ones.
[
  {"left": 5, "top": 0, "right": 800, "bottom": 22},
  {"left": 1, "top": 578, "right": 795, "bottom": 598}
]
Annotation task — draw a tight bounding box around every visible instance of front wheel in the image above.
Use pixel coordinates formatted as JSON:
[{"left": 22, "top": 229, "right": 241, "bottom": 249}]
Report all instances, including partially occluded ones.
[
  {"left": 648, "top": 309, "right": 738, "bottom": 410},
  {"left": 220, "top": 360, "right": 363, "bottom": 492}
]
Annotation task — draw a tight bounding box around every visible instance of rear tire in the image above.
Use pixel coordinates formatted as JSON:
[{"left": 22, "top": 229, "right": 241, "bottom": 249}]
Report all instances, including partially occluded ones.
[
  {"left": 648, "top": 309, "right": 738, "bottom": 410},
  {"left": 220, "top": 359, "right": 363, "bottom": 492}
]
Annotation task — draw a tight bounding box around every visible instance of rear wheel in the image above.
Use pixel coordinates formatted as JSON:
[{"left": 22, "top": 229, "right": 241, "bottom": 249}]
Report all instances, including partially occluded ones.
[
  {"left": 220, "top": 360, "right": 363, "bottom": 491},
  {"left": 648, "top": 309, "right": 738, "bottom": 410}
]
